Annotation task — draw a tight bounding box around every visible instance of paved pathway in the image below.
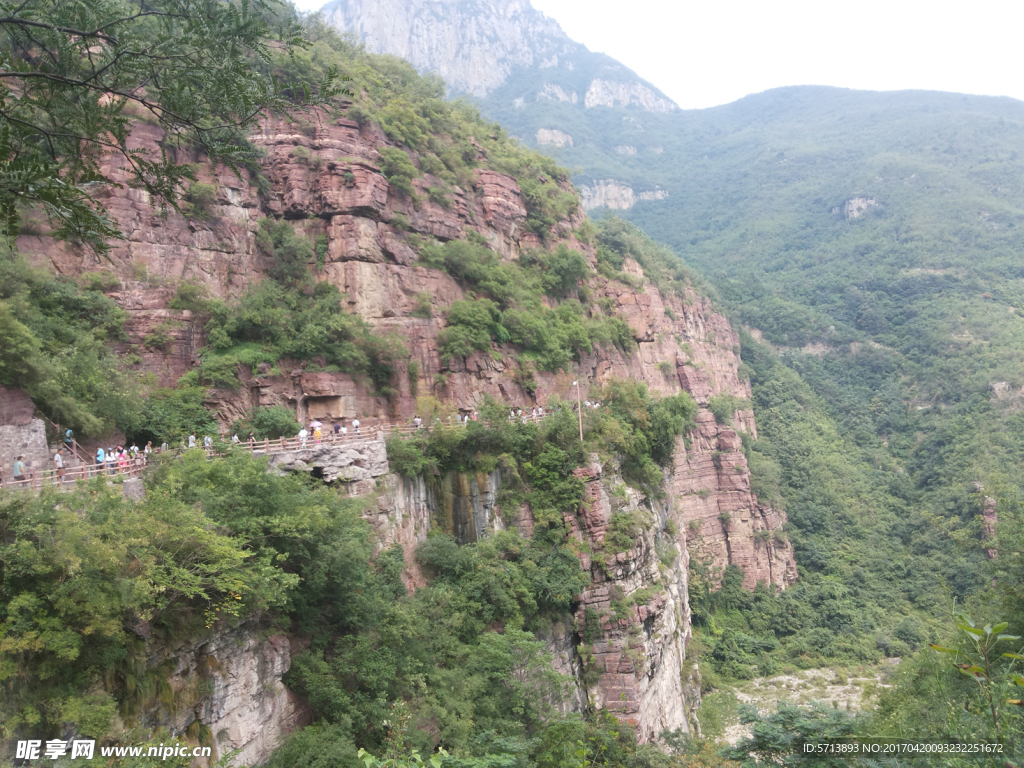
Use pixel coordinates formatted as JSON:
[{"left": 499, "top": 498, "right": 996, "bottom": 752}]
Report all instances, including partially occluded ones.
[{"left": 1, "top": 411, "right": 561, "bottom": 494}]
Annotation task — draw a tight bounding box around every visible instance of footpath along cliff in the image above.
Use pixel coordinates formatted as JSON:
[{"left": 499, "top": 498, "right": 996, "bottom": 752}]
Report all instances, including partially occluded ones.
[{"left": 17, "top": 101, "right": 795, "bottom": 753}]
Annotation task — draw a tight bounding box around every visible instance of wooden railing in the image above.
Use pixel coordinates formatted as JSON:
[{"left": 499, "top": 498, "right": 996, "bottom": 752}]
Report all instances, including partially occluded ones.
[{"left": 1, "top": 457, "right": 146, "bottom": 493}]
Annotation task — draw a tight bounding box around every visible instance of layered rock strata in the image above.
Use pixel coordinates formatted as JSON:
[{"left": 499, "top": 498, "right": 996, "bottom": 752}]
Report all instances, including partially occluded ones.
[
  {"left": 565, "top": 458, "right": 699, "bottom": 739},
  {"left": 17, "top": 105, "right": 794, "bottom": 752}
]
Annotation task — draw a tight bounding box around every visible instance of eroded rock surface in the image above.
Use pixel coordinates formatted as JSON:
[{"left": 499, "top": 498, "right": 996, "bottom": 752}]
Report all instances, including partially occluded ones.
[
  {"left": 142, "top": 622, "right": 308, "bottom": 766},
  {"left": 17, "top": 102, "right": 793, "bottom": 753}
]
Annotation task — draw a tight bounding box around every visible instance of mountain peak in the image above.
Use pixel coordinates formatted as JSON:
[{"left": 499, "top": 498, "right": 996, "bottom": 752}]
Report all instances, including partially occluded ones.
[{"left": 322, "top": 0, "right": 677, "bottom": 108}]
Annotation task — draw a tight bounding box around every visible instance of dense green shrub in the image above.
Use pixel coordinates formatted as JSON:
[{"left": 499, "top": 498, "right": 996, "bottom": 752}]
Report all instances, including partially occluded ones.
[
  {"left": 378, "top": 147, "right": 420, "bottom": 199},
  {"left": 182, "top": 182, "right": 217, "bottom": 219},
  {"left": 0, "top": 252, "right": 141, "bottom": 437},
  {"left": 203, "top": 278, "right": 407, "bottom": 393},
  {"left": 232, "top": 405, "right": 301, "bottom": 440},
  {"left": 591, "top": 380, "right": 697, "bottom": 489},
  {"left": 522, "top": 445, "right": 585, "bottom": 526},
  {"left": 169, "top": 279, "right": 212, "bottom": 313},
  {"left": 257, "top": 218, "right": 315, "bottom": 286},
  {"left": 708, "top": 394, "right": 748, "bottom": 425},
  {"left": 438, "top": 299, "right": 504, "bottom": 360},
  {"left": 132, "top": 385, "right": 219, "bottom": 445},
  {"left": 421, "top": 239, "right": 633, "bottom": 370},
  {"left": 0, "top": 453, "right": 336, "bottom": 738},
  {"left": 604, "top": 511, "right": 644, "bottom": 554}
]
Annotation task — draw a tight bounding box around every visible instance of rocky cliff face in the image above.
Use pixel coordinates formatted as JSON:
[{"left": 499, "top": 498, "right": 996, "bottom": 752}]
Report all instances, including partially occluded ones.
[
  {"left": 578, "top": 180, "right": 669, "bottom": 211},
  {"left": 139, "top": 621, "right": 309, "bottom": 766},
  {"left": 17, "top": 105, "right": 792, "bottom": 752},
  {"left": 323, "top": 0, "right": 569, "bottom": 98},
  {"left": 322, "top": 0, "right": 677, "bottom": 111},
  {"left": 565, "top": 457, "right": 699, "bottom": 739},
  {"left": 322, "top": 0, "right": 682, "bottom": 212},
  {"left": 0, "top": 387, "right": 48, "bottom": 479}
]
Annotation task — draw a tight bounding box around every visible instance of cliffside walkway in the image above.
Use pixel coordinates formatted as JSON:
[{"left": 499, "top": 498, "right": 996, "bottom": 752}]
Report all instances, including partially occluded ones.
[{"left": 0, "top": 411, "right": 561, "bottom": 494}]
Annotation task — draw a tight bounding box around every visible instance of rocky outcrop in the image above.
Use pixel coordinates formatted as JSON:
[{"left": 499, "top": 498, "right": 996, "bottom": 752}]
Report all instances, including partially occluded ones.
[
  {"left": 833, "top": 197, "right": 879, "bottom": 219},
  {"left": 565, "top": 458, "right": 698, "bottom": 739},
  {"left": 0, "top": 385, "right": 36, "bottom": 425},
  {"left": 323, "top": 0, "right": 572, "bottom": 97},
  {"left": 536, "top": 128, "right": 574, "bottom": 147},
  {"left": 323, "top": 1, "right": 678, "bottom": 119},
  {"left": 537, "top": 83, "right": 579, "bottom": 104},
  {"left": 579, "top": 180, "right": 668, "bottom": 211},
  {"left": 673, "top": 417, "right": 797, "bottom": 591},
  {"left": 975, "top": 482, "right": 998, "bottom": 559},
  {"left": 142, "top": 622, "right": 308, "bottom": 766},
  {"left": 584, "top": 80, "right": 678, "bottom": 112},
  {"left": 579, "top": 180, "right": 636, "bottom": 210},
  {"left": 264, "top": 437, "right": 390, "bottom": 486}
]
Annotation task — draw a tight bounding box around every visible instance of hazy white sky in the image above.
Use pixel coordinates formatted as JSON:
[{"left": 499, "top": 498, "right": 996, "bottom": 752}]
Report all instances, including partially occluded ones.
[{"left": 294, "top": 0, "right": 1024, "bottom": 110}]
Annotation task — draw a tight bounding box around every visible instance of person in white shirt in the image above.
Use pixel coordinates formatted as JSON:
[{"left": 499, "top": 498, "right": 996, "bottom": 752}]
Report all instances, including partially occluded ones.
[
  {"left": 298, "top": 427, "right": 308, "bottom": 448},
  {"left": 53, "top": 449, "right": 65, "bottom": 484},
  {"left": 231, "top": 433, "right": 240, "bottom": 444},
  {"left": 188, "top": 433, "right": 196, "bottom": 448},
  {"left": 413, "top": 415, "right": 422, "bottom": 430},
  {"left": 352, "top": 418, "right": 360, "bottom": 435}
]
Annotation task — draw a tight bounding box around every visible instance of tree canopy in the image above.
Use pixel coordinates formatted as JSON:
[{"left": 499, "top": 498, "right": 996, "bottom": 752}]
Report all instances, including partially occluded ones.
[{"left": 0, "top": 0, "right": 343, "bottom": 250}]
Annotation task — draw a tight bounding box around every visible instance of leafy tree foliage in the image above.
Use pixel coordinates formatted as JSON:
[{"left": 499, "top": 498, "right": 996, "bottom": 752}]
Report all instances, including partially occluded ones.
[
  {"left": 422, "top": 238, "right": 634, "bottom": 371},
  {"left": 0, "top": 250, "right": 142, "bottom": 435},
  {"left": 200, "top": 223, "right": 409, "bottom": 395},
  {"left": 722, "top": 702, "right": 863, "bottom": 767},
  {"left": 231, "top": 404, "right": 302, "bottom": 440},
  {"left": 133, "top": 384, "right": 219, "bottom": 446},
  {"left": 0, "top": 0, "right": 342, "bottom": 250},
  {"left": 0, "top": 465, "right": 308, "bottom": 739}
]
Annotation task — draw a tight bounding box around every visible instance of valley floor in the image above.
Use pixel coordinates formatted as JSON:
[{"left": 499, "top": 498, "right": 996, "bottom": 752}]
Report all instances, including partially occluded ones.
[{"left": 699, "top": 663, "right": 896, "bottom": 744}]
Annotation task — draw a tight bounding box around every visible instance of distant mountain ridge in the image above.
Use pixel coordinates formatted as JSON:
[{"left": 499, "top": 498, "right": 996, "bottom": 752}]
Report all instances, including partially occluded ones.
[{"left": 322, "top": 0, "right": 1024, "bottom": 671}]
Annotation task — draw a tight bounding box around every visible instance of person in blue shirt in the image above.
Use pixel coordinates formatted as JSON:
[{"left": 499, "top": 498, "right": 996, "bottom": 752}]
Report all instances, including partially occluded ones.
[{"left": 95, "top": 447, "right": 105, "bottom": 478}]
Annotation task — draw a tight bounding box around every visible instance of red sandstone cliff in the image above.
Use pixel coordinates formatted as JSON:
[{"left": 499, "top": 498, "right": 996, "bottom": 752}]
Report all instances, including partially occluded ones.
[{"left": 17, "top": 109, "right": 795, "bottom": 740}]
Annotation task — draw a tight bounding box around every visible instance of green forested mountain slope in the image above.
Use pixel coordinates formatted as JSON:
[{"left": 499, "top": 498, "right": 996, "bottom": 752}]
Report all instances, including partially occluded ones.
[{"left": 615, "top": 87, "right": 1024, "bottom": 514}]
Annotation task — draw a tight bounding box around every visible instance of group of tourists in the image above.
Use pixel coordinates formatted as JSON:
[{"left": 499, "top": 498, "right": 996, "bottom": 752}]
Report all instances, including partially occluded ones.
[
  {"left": 2, "top": 441, "right": 153, "bottom": 490},
  {"left": 91, "top": 443, "right": 151, "bottom": 478},
  {"left": 297, "top": 418, "right": 361, "bottom": 448},
  {"left": 178, "top": 418, "right": 371, "bottom": 454},
  {"left": 4, "top": 399, "right": 595, "bottom": 490}
]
